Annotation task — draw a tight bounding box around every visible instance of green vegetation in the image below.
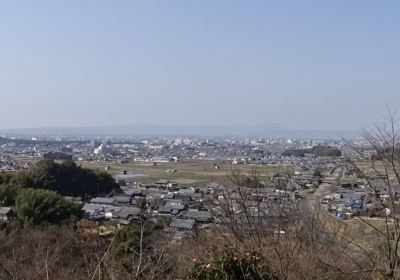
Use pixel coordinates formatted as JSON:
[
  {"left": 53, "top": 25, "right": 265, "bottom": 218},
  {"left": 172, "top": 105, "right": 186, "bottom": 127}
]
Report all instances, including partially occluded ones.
[
  {"left": 0, "top": 183, "right": 21, "bottom": 206},
  {"left": 311, "top": 145, "right": 341, "bottom": 157},
  {"left": 109, "top": 226, "right": 144, "bottom": 269},
  {"left": 43, "top": 151, "right": 73, "bottom": 160},
  {"left": 15, "top": 188, "right": 81, "bottom": 225},
  {"left": 282, "top": 145, "right": 341, "bottom": 157},
  {"left": 0, "top": 160, "right": 119, "bottom": 197}
]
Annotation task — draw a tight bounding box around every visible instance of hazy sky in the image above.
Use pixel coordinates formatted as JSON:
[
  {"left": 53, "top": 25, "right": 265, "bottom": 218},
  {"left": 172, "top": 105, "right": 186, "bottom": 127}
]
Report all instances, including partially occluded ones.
[{"left": 1, "top": 1, "right": 399, "bottom": 130}]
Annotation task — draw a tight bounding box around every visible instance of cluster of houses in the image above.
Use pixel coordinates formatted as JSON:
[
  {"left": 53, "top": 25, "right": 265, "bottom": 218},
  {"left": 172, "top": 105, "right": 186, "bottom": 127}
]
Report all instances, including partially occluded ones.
[
  {"left": 210, "top": 184, "right": 299, "bottom": 235},
  {"left": 81, "top": 180, "right": 216, "bottom": 238},
  {"left": 80, "top": 177, "right": 303, "bottom": 239},
  {"left": 323, "top": 182, "right": 400, "bottom": 219}
]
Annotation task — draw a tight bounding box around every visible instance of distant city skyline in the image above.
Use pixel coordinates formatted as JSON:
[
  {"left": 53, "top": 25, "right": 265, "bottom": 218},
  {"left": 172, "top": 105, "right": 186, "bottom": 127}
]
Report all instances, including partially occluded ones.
[{"left": 1, "top": 1, "right": 399, "bottom": 130}]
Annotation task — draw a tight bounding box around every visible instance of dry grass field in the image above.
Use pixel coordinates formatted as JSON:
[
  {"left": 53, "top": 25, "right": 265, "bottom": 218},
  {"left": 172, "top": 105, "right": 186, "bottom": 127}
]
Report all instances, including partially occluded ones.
[
  {"left": 9, "top": 155, "right": 291, "bottom": 186},
  {"left": 81, "top": 159, "right": 290, "bottom": 186}
]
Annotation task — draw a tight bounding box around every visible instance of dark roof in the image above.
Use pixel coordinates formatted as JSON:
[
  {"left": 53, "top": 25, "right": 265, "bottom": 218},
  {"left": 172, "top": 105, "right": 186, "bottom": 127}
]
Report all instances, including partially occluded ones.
[
  {"left": 173, "top": 194, "right": 192, "bottom": 202},
  {"left": 171, "top": 209, "right": 181, "bottom": 215},
  {"left": 156, "top": 179, "right": 169, "bottom": 185},
  {"left": 170, "top": 219, "right": 196, "bottom": 229},
  {"left": 82, "top": 203, "right": 122, "bottom": 213},
  {"left": 114, "top": 196, "right": 131, "bottom": 203},
  {"left": 90, "top": 197, "right": 115, "bottom": 204},
  {"left": 182, "top": 211, "right": 212, "bottom": 222},
  {"left": 158, "top": 206, "right": 173, "bottom": 214},
  {"left": 123, "top": 189, "right": 143, "bottom": 196},
  {"left": 117, "top": 207, "right": 140, "bottom": 219},
  {"left": 82, "top": 203, "right": 103, "bottom": 212}
]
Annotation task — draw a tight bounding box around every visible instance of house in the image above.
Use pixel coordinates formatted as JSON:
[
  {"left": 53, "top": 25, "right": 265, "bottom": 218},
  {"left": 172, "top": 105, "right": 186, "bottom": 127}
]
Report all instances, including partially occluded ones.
[
  {"left": 155, "top": 179, "right": 169, "bottom": 188},
  {"left": 164, "top": 199, "right": 184, "bottom": 206},
  {"left": 174, "top": 193, "right": 192, "bottom": 202},
  {"left": 158, "top": 206, "right": 173, "bottom": 215},
  {"left": 189, "top": 192, "right": 203, "bottom": 200},
  {"left": 114, "top": 207, "right": 141, "bottom": 224},
  {"left": 82, "top": 203, "right": 123, "bottom": 220},
  {"left": 167, "top": 182, "right": 179, "bottom": 190},
  {"left": 81, "top": 204, "right": 106, "bottom": 220},
  {"left": 90, "top": 197, "right": 115, "bottom": 205},
  {"left": 182, "top": 211, "right": 212, "bottom": 223},
  {"left": 113, "top": 196, "right": 131, "bottom": 205},
  {"left": 143, "top": 184, "right": 160, "bottom": 190},
  {"left": 0, "top": 207, "right": 12, "bottom": 222},
  {"left": 123, "top": 188, "right": 143, "bottom": 197},
  {"left": 170, "top": 219, "right": 196, "bottom": 230},
  {"left": 162, "top": 200, "right": 186, "bottom": 215}
]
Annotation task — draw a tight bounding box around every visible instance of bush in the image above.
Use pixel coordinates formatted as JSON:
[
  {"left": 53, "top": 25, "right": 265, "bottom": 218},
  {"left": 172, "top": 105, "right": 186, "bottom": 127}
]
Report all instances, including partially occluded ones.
[
  {"left": 185, "top": 247, "right": 279, "bottom": 280},
  {"left": 15, "top": 188, "right": 82, "bottom": 225}
]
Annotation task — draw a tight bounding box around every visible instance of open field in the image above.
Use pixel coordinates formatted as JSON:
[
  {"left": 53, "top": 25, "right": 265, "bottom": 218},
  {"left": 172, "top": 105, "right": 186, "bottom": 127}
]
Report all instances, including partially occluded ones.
[
  {"left": 8, "top": 155, "right": 292, "bottom": 186},
  {"left": 80, "top": 159, "right": 290, "bottom": 186}
]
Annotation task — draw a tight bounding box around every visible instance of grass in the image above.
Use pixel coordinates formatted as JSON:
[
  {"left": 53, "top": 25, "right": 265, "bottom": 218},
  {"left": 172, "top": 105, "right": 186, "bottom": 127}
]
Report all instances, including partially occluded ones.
[{"left": 80, "top": 159, "right": 290, "bottom": 186}]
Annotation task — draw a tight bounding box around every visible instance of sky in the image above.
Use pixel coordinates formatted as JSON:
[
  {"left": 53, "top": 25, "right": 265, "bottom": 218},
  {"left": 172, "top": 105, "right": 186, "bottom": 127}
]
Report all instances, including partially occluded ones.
[{"left": 0, "top": 1, "right": 399, "bottom": 130}]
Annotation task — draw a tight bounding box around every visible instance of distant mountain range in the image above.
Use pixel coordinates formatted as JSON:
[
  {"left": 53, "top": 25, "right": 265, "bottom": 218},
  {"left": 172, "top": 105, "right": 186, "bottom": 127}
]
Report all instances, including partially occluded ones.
[{"left": 0, "top": 124, "right": 358, "bottom": 139}]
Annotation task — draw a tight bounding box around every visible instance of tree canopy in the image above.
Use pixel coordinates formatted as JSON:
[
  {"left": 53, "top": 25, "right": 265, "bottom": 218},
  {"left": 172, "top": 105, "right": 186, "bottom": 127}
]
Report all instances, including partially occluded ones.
[
  {"left": 0, "top": 183, "right": 21, "bottom": 206},
  {"left": 0, "top": 160, "right": 119, "bottom": 197},
  {"left": 43, "top": 152, "right": 73, "bottom": 161},
  {"left": 15, "top": 188, "right": 82, "bottom": 225},
  {"left": 282, "top": 145, "right": 341, "bottom": 157}
]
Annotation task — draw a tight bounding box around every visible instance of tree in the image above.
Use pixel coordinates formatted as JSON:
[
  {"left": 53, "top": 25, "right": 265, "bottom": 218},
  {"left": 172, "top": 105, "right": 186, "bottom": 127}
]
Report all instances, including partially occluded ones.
[
  {"left": 104, "top": 214, "right": 172, "bottom": 279},
  {"left": 206, "top": 168, "right": 370, "bottom": 280},
  {"left": 8, "top": 160, "right": 120, "bottom": 197},
  {"left": 282, "top": 146, "right": 341, "bottom": 157},
  {"left": 346, "top": 107, "right": 400, "bottom": 279},
  {"left": 15, "top": 188, "right": 81, "bottom": 225},
  {"left": 0, "top": 184, "right": 21, "bottom": 206},
  {"left": 43, "top": 152, "right": 72, "bottom": 161}
]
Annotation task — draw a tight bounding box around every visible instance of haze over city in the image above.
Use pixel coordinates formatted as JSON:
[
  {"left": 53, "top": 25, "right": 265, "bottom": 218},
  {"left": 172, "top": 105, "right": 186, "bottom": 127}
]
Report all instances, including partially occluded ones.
[{"left": 1, "top": 1, "right": 400, "bottom": 132}]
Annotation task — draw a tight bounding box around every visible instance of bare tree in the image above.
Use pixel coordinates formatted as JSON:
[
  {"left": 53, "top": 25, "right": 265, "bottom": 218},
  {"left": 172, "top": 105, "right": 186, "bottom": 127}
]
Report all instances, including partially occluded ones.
[
  {"left": 205, "top": 167, "right": 369, "bottom": 280},
  {"left": 344, "top": 107, "right": 400, "bottom": 279}
]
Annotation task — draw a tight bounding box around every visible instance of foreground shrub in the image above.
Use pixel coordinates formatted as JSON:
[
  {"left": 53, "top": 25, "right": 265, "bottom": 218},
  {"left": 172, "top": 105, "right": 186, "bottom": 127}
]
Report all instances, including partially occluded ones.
[{"left": 185, "top": 246, "right": 280, "bottom": 280}]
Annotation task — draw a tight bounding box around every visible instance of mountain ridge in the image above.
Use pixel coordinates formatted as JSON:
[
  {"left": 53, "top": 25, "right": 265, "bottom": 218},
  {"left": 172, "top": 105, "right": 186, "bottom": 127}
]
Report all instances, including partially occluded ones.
[{"left": 0, "top": 124, "right": 357, "bottom": 139}]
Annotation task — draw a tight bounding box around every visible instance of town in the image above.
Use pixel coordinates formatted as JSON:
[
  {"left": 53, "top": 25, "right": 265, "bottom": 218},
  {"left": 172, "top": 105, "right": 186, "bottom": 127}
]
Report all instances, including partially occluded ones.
[{"left": 0, "top": 134, "right": 387, "bottom": 236}]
